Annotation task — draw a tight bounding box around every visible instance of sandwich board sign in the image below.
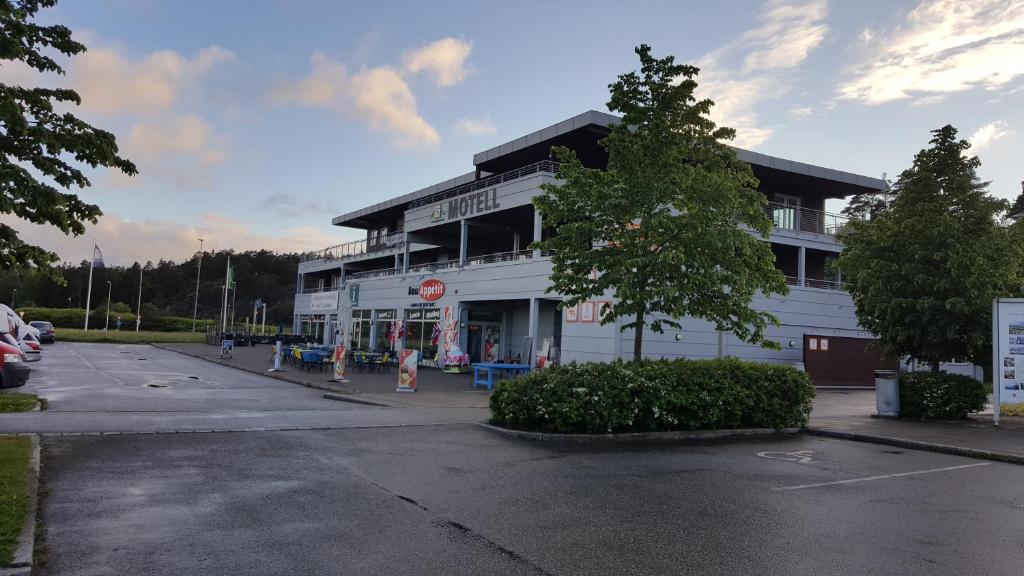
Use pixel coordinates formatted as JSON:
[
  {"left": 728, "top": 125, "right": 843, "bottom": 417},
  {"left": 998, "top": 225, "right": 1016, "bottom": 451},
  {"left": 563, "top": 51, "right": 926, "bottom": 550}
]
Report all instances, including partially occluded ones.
[{"left": 992, "top": 298, "right": 1024, "bottom": 425}]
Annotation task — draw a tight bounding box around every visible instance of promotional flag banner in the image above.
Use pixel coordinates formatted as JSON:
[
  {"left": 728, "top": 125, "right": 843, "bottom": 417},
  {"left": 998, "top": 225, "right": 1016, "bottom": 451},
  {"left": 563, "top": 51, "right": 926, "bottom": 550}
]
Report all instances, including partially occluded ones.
[
  {"left": 397, "top": 349, "right": 418, "bottom": 392},
  {"left": 92, "top": 244, "right": 105, "bottom": 269},
  {"left": 430, "top": 321, "right": 441, "bottom": 346},
  {"left": 331, "top": 345, "right": 347, "bottom": 382}
]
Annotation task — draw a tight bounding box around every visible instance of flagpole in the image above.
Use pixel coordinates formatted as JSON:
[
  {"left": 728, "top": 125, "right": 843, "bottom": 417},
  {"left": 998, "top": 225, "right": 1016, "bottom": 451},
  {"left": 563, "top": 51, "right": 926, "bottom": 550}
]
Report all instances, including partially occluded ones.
[
  {"left": 230, "top": 282, "right": 237, "bottom": 330},
  {"left": 84, "top": 242, "right": 95, "bottom": 330},
  {"left": 136, "top": 266, "right": 143, "bottom": 332},
  {"left": 221, "top": 256, "right": 230, "bottom": 334}
]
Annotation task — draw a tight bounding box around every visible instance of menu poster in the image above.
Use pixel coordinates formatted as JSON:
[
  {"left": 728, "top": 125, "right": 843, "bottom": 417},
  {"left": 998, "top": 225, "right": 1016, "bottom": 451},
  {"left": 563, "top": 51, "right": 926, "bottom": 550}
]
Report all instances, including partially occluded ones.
[
  {"left": 397, "top": 349, "right": 419, "bottom": 392},
  {"left": 579, "top": 301, "right": 595, "bottom": 323},
  {"left": 564, "top": 303, "right": 578, "bottom": 322}
]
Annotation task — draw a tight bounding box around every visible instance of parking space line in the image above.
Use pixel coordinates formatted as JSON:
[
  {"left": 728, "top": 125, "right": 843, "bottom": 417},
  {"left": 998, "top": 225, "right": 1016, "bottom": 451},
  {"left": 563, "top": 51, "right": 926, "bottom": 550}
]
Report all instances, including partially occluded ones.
[{"left": 772, "top": 462, "right": 991, "bottom": 491}]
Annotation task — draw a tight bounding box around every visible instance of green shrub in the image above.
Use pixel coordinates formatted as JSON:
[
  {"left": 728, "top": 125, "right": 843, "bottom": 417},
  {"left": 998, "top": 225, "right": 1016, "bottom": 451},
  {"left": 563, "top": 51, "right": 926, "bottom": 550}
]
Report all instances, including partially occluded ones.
[
  {"left": 488, "top": 358, "right": 815, "bottom": 434},
  {"left": 898, "top": 371, "right": 988, "bottom": 420},
  {"left": 17, "top": 307, "right": 214, "bottom": 332}
]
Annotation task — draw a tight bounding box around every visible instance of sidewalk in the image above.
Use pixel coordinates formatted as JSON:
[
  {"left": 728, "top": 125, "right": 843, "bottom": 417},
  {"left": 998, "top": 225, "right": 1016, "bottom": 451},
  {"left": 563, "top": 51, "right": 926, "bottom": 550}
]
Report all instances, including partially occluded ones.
[
  {"left": 809, "top": 389, "right": 1024, "bottom": 464},
  {"left": 154, "top": 343, "right": 491, "bottom": 409}
]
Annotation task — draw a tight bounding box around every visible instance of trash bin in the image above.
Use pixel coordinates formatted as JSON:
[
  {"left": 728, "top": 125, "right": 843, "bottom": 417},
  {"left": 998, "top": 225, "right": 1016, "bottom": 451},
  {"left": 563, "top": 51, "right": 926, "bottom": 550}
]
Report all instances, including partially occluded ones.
[{"left": 875, "top": 369, "right": 899, "bottom": 417}]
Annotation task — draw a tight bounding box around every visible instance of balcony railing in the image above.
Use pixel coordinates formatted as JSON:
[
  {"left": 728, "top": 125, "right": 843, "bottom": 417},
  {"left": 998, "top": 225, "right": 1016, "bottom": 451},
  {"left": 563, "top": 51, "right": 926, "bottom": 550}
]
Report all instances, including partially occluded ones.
[
  {"left": 785, "top": 275, "right": 846, "bottom": 291},
  {"left": 465, "top": 249, "right": 534, "bottom": 266},
  {"left": 299, "top": 285, "right": 340, "bottom": 294},
  {"left": 300, "top": 231, "right": 405, "bottom": 263},
  {"left": 347, "top": 250, "right": 542, "bottom": 281},
  {"left": 766, "top": 202, "right": 848, "bottom": 236},
  {"left": 407, "top": 160, "right": 560, "bottom": 209}
]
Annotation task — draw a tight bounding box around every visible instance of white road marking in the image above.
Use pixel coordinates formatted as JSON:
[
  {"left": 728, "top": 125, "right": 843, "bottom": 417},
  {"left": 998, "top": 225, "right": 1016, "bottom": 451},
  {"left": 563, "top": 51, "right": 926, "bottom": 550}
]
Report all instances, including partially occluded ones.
[
  {"left": 758, "top": 450, "right": 815, "bottom": 463},
  {"left": 772, "top": 462, "right": 992, "bottom": 491}
]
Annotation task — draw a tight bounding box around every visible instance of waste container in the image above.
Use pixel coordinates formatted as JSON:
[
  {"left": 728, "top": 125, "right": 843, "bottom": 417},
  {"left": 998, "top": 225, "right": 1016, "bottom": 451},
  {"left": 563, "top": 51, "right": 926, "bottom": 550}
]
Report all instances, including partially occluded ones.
[{"left": 875, "top": 369, "right": 899, "bottom": 417}]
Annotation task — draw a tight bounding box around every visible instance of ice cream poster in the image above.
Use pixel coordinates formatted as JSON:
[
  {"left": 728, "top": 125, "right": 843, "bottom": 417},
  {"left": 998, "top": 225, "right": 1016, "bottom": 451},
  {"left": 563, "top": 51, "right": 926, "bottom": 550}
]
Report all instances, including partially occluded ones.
[{"left": 397, "top": 349, "right": 419, "bottom": 392}]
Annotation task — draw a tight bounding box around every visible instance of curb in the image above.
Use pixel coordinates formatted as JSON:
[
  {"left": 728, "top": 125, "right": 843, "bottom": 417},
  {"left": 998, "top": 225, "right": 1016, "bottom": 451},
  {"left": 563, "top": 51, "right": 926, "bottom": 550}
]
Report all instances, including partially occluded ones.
[
  {"left": 0, "top": 435, "right": 39, "bottom": 576},
  {"left": 805, "top": 427, "right": 1024, "bottom": 465},
  {"left": 151, "top": 344, "right": 359, "bottom": 395},
  {"left": 476, "top": 423, "right": 800, "bottom": 443},
  {"left": 322, "top": 393, "right": 396, "bottom": 407}
]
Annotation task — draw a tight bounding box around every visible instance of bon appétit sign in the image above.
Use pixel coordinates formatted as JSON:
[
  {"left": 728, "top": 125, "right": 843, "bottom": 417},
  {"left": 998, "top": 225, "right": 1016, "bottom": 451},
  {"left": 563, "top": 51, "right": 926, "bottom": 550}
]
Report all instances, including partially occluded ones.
[{"left": 431, "top": 188, "right": 501, "bottom": 223}]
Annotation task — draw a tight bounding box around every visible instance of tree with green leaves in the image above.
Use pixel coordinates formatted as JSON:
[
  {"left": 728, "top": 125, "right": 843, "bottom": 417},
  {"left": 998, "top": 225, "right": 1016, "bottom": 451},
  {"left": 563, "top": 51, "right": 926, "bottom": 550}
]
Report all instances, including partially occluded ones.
[
  {"left": 532, "top": 44, "right": 788, "bottom": 362},
  {"left": 0, "top": 0, "right": 136, "bottom": 278},
  {"left": 838, "top": 125, "right": 1022, "bottom": 370}
]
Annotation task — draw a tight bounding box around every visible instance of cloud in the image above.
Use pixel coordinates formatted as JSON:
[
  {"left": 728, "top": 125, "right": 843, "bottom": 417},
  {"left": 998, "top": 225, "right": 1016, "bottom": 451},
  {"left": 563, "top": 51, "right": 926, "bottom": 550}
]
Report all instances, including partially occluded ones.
[
  {"left": 402, "top": 38, "right": 472, "bottom": 87},
  {"left": 454, "top": 117, "right": 497, "bottom": 135},
  {"left": 969, "top": 120, "right": 1013, "bottom": 151},
  {"left": 837, "top": 0, "right": 1024, "bottom": 105},
  {"left": 108, "top": 115, "right": 227, "bottom": 189},
  {"left": 71, "top": 45, "right": 234, "bottom": 115},
  {"left": 789, "top": 106, "right": 814, "bottom": 117},
  {"left": 273, "top": 52, "right": 441, "bottom": 150},
  {"left": 0, "top": 212, "right": 348, "bottom": 266},
  {"left": 693, "top": 0, "right": 829, "bottom": 148},
  {"left": 260, "top": 194, "right": 341, "bottom": 219}
]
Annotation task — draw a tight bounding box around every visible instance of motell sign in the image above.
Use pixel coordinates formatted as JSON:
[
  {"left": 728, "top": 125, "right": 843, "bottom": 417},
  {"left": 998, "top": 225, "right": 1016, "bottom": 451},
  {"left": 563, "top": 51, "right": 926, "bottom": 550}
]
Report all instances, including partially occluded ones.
[
  {"left": 409, "top": 279, "right": 445, "bottom": 301},
  {"left": 431, "top": 188, "right": 501, "bottom": 222}
]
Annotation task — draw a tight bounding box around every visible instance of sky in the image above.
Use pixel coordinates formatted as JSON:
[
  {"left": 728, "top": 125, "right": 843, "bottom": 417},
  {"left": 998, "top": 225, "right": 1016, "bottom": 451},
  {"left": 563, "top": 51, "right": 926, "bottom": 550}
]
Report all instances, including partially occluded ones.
[{"left": 4, "top": 0, "right": 1023, "bottom": 265}]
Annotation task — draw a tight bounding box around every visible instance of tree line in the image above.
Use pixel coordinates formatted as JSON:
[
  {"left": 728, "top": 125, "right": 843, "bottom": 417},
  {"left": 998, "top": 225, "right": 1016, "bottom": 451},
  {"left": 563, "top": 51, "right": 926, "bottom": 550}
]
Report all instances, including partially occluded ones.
[{"left": 0, "top": 250, "right": 300, "bottom": 328}]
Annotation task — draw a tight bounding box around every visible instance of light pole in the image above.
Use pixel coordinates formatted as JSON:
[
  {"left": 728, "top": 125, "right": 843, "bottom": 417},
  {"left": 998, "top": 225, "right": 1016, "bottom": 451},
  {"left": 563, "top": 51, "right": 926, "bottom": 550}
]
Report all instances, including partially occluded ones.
[
  {"left": 229, "top": 282, "right": 237, "bottom": 330},
  {"left": 104, "top": 281, "right": 111, "bottom": 331},
  {"left": 10, "top": 288, "right": 16, "bottom": 308},
  {"left": 136, "top": 266, "right": 143, "bottom": 332},
  {"left": 192, "top": 238, "right": 204, "bottom": 332}
]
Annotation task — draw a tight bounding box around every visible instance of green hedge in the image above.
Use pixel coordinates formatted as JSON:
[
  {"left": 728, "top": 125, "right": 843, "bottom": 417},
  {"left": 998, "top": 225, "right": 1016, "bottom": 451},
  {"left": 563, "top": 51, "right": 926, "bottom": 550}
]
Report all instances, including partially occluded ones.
[
  {"left": 16, "top": 307, "right": 214, "bottom": 332},
  {"left": 489, "top": 358, "right": 815, "bottom": 434},
  {"left": 899, "top": 371, "right": 988, "bottom": 420}
]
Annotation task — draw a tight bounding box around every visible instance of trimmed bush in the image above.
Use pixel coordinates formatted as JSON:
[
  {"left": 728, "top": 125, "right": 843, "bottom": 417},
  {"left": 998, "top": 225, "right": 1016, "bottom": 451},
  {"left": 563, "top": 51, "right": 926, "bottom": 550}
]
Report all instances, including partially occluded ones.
[
  {"left": 488, "top": 358, "right": 815, "bottom": 434},
  {"left": 898, "top": 371, "right": 988, "bottom": 420},
  {"left": 17, "top": 307, "right": 214, "bottom": 332}
]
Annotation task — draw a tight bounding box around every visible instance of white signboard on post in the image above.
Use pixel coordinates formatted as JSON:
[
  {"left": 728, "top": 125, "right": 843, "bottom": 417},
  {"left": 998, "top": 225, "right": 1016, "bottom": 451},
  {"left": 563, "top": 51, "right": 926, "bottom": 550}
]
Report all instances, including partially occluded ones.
[
  {"left": 992, "top": 298, "right": 1024, "bottom": 425},
  {"left": 310, "top": 291, "right": 339, "bottom": 311}
]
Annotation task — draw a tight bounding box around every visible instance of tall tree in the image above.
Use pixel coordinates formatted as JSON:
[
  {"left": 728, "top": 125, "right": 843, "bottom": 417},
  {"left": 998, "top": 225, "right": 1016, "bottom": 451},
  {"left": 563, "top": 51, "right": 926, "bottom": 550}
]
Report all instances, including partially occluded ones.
[
  {"left": 838, "top": 126, "right": 1022, "bottom": 370},
  {"left": 532, "top": 44, "right": 787, "bottom": 362},
  {"left": 0, "top": 0, "right": 136, "bottom": 277}
]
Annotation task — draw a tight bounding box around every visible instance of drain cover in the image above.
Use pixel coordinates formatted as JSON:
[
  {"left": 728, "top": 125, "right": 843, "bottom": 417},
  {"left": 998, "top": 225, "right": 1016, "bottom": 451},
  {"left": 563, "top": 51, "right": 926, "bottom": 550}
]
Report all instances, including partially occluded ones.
[{"left": 137, "top": 358, "right": 148, "bottom": 361}]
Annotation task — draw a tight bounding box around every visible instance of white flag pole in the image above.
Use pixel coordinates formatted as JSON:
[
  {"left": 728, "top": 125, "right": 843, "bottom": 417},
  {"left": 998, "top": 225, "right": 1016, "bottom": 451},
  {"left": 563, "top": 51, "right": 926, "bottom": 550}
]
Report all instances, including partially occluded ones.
[
  {"left": 136, "top": 266, "right": 143, "bottom": 332},
  {"left": 221, "top": 256, "right": 230, "bottom": 334},
  {"left": 84, "top": 242, "right": 95, "bottom": 330}
]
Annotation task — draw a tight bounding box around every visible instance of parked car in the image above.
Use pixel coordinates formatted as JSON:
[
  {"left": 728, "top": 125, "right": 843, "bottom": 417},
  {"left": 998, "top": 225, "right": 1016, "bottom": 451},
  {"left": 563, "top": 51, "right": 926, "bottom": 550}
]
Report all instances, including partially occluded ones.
[
  {"left": 17, "top": 332, "right": 42, "bottom": 362},
  {"left": 29, "top": 321, "right": 55, "bottom": 344},
  {"left": 4, "top": 330, "right": 39, "bottom": 362},
  {"left": 0, "top": 338, "right": 29, "bottom": 389}
]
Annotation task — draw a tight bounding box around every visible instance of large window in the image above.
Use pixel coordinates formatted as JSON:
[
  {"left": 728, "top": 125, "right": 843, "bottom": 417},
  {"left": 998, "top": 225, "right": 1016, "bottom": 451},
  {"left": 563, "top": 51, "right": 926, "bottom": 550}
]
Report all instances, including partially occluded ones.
[
  {"left": 375, "top": 309, "right": 397, "bottom": 351},
  {"left": 350, "top": 309, "right": 372, "bottom": 350},
  {"left": 405, "top": 308, "right": 441, "bottom": 362}
]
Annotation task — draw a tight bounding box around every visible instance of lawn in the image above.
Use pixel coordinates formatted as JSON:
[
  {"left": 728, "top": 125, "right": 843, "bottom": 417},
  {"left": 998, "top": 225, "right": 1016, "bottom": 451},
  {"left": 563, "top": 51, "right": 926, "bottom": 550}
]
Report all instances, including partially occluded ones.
[
  {"left": 55, "top": 329, "right": 206, "bottom": 344},
  {"left": 0, "top": 436, "right": 31, "bottom": 566},
  {"left": 0, "top": 394, "right": 37, "bottom": 413}
]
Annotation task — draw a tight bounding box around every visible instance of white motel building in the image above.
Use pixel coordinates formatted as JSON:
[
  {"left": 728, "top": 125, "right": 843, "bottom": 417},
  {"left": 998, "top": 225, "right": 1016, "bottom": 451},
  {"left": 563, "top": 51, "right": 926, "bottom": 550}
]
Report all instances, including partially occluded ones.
[{"left": 293, "top": 110, "right": 901, "bottom": 387}]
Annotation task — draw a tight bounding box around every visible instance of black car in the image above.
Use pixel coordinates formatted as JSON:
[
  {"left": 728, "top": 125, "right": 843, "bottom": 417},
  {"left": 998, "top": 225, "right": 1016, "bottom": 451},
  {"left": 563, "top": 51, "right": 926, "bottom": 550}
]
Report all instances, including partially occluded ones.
[{"left": 29, "top": 320, "right": 55, "bottom": 344}]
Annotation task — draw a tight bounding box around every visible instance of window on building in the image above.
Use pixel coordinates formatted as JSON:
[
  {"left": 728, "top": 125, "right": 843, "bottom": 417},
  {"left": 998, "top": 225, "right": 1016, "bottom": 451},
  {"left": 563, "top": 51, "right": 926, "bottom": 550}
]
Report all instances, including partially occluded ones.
[
  {"left": 375, "top": 309, "right": 397, "bottom": 351},
  {"left": 772, "top": 194, "right": 801, "bottom": 230},
  {"left": 350, "top": 309, "right": 372, "bottom": 350},
  {"left": 405, "top": 308, "right": 441, "bottom": 362}
]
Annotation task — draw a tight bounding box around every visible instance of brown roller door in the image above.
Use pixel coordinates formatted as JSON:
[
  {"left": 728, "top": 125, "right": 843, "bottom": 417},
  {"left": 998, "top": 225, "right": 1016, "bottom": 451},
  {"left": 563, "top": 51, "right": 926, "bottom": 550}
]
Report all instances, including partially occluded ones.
[{"left": 803, "top": 335, "right": 899, "bottom": 387}]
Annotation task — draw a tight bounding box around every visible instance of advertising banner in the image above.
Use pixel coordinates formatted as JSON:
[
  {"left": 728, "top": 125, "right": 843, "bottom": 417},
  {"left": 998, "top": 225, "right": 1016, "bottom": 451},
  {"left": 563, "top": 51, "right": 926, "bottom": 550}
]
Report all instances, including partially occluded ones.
[
  {"left": 310, "top": 290, "right": 340, "bottom": 311},
  {"left": 397, "top": 349, "right": 419, "bottom": 392},
  {"left": 331, "top": 345, "right": 347, "bottom": 382},
  {"left": 993, "top": 298, "right": 1024, "bottom": 425},
  {"left": 268, "top": 341, "right": 283, "bottom": 372}
]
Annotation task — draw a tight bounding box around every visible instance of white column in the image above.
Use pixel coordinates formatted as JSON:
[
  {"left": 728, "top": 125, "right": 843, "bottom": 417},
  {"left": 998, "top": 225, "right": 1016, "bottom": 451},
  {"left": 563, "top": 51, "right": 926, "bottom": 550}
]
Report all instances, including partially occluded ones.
[
  {"left": 836, "top": 266, "right": 843, "bottom": 288},
  {"left": 532, "top": 209, "right": 542, "bottom": 258},
  {"left": 528, "top": 297, "right": 539, "bottom": 366},
  {"left": 402, "top": 238, "right": 410, "bottom": 274},
  {"left": 459, "top": 219, "right": 469, "bottom": 266},
  {"left": 394, "top": 253, "right": 401, "bottom": 270},
  {"left": 798, "top": 246, "right": 806, "bottom": 287}
]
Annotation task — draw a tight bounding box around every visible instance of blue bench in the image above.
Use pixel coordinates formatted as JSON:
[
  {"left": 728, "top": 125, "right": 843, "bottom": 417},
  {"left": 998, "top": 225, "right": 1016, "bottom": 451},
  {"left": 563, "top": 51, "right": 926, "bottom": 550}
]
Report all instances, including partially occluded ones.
[{"left": 471, "top": 363, "right": 531, "bottom": 391}]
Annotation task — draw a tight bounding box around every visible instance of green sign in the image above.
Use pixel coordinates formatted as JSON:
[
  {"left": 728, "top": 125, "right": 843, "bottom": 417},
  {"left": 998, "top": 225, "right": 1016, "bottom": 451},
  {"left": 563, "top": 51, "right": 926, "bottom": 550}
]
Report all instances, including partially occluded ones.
[{"left": 349, "top": 284, "right": 359, "bottom": 305}]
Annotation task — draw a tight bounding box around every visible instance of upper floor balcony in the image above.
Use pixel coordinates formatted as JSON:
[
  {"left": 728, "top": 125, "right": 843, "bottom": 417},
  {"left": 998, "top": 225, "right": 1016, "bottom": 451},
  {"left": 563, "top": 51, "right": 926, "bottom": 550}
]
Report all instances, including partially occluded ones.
[
  {"left": 765, "top": 202, "right": 849, "bottom": 238},
  {"left": 300, "top": 231, "right": 405, "bottom": 264}
]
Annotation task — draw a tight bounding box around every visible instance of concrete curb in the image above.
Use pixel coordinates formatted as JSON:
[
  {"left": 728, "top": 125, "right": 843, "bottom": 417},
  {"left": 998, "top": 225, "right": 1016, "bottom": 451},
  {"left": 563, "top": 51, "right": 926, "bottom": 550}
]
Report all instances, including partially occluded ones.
[
  {"left": 477, "top": 423, "right": 800, "bottom": 443},
  {"left": 805, "top": 426, "right": 1024, "bottom": 466},
  {"left": 322, "top": 393, "right": 395, "bottom": 408},
  {"left": 151, "top": 344, "right": 359, "bottom": 395},
  {"left": 0, "top": 435, "right": 39, "bottom": 576}
]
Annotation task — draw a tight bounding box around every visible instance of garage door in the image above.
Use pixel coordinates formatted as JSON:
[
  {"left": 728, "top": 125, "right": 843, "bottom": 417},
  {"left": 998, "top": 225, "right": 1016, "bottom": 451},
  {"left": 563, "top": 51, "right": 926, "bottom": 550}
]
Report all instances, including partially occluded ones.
[{"left": 803, "top": 335, "right": 899, "bottom": 387}]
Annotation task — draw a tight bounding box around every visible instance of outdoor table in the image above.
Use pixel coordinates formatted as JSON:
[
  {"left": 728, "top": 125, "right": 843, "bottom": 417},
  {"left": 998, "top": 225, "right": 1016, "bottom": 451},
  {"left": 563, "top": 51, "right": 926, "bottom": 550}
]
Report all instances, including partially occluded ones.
[{"left": 471, "top": 363, "right": 531, "bottom": 391}]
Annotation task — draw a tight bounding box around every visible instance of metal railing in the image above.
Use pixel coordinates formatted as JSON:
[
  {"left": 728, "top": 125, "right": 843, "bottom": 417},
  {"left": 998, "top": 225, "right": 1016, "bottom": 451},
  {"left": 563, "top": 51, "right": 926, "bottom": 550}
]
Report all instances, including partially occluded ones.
[
  {"left": 766, "top": 202, "right": 848, "bottom": 236},
  {"left": 346, "top": 267, "right": 401, "bottom": 280},
  {"left": 300, "top": 231, "right": 405, "bottom": 263},
  {"left": 406, "top": 259, "right": 460, "bottom": 274},
  {"left": 785, "top": 275, "right": 846, "bottom": 291},
  {"left": 299, "top": 285, "right": 340, "bottom": 294},
  {"left": 465, "top": 249, "right": 534, "bottom": 266},
  {"left": 407, "top": 160, "right": 560, "bottom": 209},
  {"left": 346, "top": 249, "right": 542, "bottom": 281}
]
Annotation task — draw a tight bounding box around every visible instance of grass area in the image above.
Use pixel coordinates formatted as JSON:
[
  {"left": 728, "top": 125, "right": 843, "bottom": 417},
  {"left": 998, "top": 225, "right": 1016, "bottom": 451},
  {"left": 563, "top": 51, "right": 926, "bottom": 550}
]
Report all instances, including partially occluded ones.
[
  {"left": 0, "top": 394, "right": 38, "bottom": 413},
  {"left": 0, "top": 436, "right": 31, "bottom": 566},
  {"left": 55, "top": 329, "right": 206, "bottom": 344}
]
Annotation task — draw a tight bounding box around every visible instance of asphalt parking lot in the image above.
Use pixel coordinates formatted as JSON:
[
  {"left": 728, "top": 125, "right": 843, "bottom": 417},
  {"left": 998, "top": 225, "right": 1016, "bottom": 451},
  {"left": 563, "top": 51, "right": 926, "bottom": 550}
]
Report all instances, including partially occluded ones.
[{"left": 6, "top": 344, "right": 1024, "bottom": 575}]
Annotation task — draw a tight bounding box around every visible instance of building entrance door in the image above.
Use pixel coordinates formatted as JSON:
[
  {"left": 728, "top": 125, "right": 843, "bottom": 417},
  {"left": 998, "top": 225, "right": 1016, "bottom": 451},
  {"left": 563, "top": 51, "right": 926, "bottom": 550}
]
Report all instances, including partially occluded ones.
[{"left": 467, "top": 322, "right": 502, "bottom": 363}]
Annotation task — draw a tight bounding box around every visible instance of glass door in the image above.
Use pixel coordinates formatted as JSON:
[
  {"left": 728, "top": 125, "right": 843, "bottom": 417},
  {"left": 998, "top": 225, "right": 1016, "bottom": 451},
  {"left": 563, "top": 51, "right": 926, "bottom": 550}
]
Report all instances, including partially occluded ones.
[{"left": 772, "top": 194, "right": 801, "bottom": 231}]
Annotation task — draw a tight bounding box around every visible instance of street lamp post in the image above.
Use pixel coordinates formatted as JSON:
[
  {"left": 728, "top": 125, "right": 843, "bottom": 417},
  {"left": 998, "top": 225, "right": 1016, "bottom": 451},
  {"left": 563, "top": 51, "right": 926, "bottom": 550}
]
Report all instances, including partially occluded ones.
[
  {"left": 104, "top": 281, "right": 112, "bottom": 331},
  {"left": 192, "top": 238, "right": 204, "bottom": 332},
  {"left": 10, "top": 288, "right": 16, "bottom": 309}
]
